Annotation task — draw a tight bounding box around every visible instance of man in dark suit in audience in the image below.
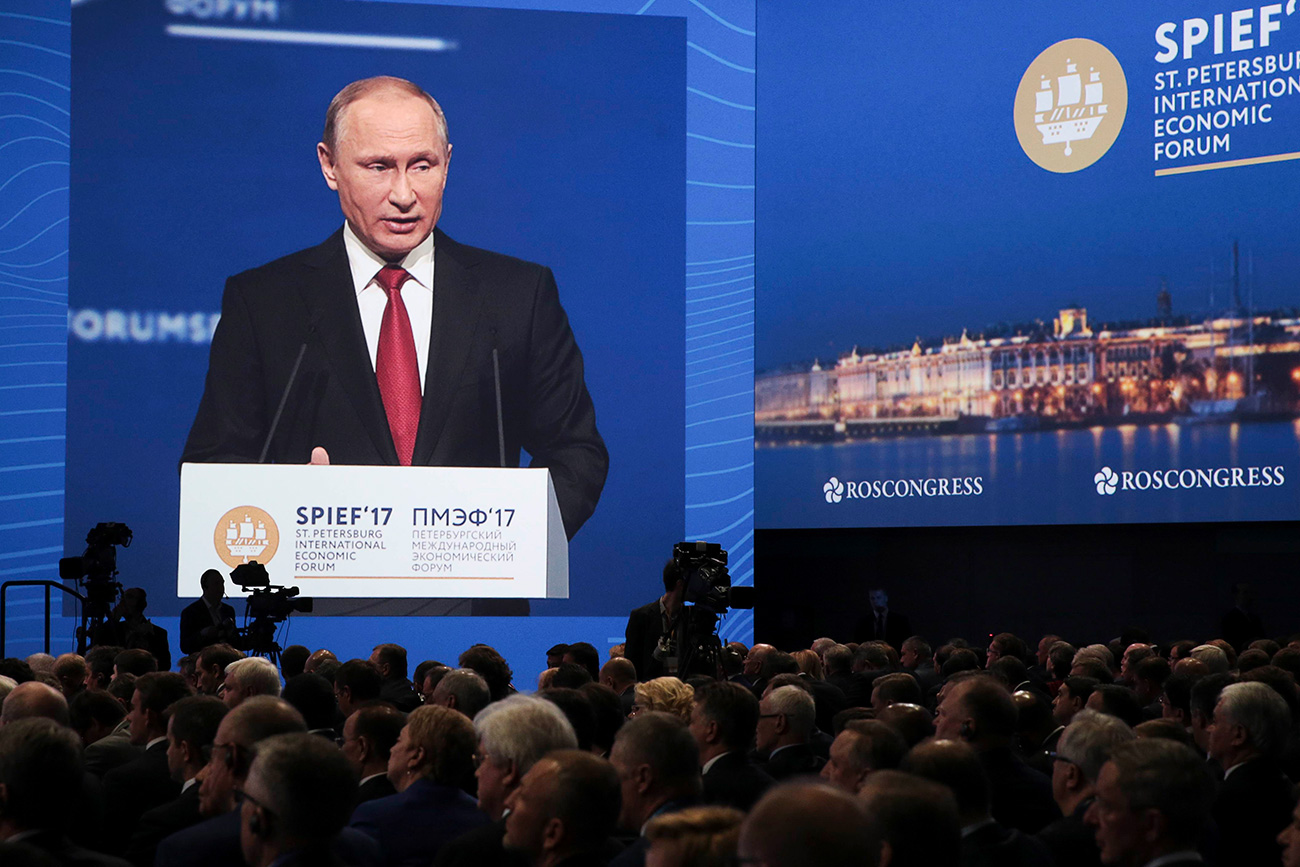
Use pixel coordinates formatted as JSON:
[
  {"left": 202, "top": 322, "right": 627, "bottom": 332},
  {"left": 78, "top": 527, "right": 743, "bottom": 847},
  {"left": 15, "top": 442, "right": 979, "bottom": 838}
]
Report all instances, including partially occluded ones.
[
  {"left": 689, "top": 681, "right": 773, "bottom": 811},
  {"left": 103, "top": 672, "right": 193, "bottom": 853},
  {"left": 934, "top": 673, "right": 1059, "bottom": 834},
  {"left": 179, "top": 570, "right": 238, "bottom": 656},
  {"left": 599, "top": 657, "right": 637, "bottom": 718},
  {"left": 1208, "top": 681, "right": 1295, "bottom": 866},
  {"left": 0, "top": 718, "right": 131, "bottom": 867},
  {"left": 341, "top": 704, "right": 404, "bottom": 804},
  {"left": 503, "top": 750, "right": 622, "bottom": 867},
  {"left": 754, "top": 685, "right": 825, "bottom": 781},
  {"left": 125, "top": 695, "right": 228, "bottom": 867},
  {"left": 370, "top": 644, "right": 420, "bottom": 713},
  {"left": 72, "top": 689, "right": 141, "bottom": 777},
  {"left": 820, "top": 720, "right": 906, "bottom": 796},
  {"left": 1085, "top": 739, "right": 1213, "bottom": 867},
  {"left": 435, "top": 695, "right": 579, "bottom": 867},
  {"left": 1037, "top": 710, "right": 1133, "bottom": 867},
  {"left": 608, "top": 712, "right": 700, "bottom": 867}
]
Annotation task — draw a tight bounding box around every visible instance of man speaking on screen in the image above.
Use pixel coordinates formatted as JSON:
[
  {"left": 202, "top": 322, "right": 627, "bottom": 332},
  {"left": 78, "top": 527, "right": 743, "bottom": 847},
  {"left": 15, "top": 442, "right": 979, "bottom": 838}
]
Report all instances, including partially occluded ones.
[{"left": 182, "top": 76, "right": 608, "bottom": 543}]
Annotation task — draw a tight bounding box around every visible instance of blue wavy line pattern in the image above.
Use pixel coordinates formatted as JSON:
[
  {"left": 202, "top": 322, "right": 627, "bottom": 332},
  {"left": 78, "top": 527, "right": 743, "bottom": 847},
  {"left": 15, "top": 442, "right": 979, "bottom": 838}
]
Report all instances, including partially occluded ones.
[{"left": 0, "top": 4, "right": 70, "bottom": 652}]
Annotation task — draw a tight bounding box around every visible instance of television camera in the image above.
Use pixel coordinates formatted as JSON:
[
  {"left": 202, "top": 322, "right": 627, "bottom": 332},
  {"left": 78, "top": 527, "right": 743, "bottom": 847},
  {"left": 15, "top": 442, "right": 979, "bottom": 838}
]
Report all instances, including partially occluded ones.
[
  {"left": 229, "top": 561, "right": 313, "bottom": 665},
  {"left": 59, "top": 522, "right": 133, "bottom": 653},
  {"left": 657, "top": 540, "right": 755, "bottom": 678}
]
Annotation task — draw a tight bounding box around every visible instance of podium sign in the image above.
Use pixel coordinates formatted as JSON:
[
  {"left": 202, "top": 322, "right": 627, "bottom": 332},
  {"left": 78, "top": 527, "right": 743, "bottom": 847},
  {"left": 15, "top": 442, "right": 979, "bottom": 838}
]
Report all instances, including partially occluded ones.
[{"left": 178, "top": 463, "right": 568, "bottom": 599}]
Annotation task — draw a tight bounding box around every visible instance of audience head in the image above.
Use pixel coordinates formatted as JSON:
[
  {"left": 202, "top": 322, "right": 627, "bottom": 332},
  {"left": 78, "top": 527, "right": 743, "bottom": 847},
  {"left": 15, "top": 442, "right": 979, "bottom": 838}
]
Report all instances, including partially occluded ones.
[
  {"left": 1085, "top": 738, "right": 1213, "bottom": 864},
  {"left": 222, "top": 657, "right": 281, "bottom": 709},
  {"left": 0, "top": 681, "right": 68, "bottom": 727},
  {"left": 341, "top": 703, "right": 405, "bottom": 777},
  {"left": 870, "top": 672, "right": 921, "bottom": 711},
  {"left": 545, "top": 643, "right": 568, "bottom": 669},
  {"left": 280, "top": 673, "right": 337, "bottom": 731},
  {"left": 503, "top": 750, "right": 621, "bottom": 865},
  {"left": 240, "top": 732, "right": 358, "bottom": 867},
  {"left": 369, "top": 643, "right": 408, "bottom": 681},
  {"left": 561, "top": 642, "right": 601, "bottom": 682},
  {"left": 0, "top": 718, "right": 85, "bottom": 835},
  {"left": 419, "top": 663, "right": 451, "bottom": 704},
  {"left": 756, "top": 685, "right": 815, "bottom": 755},
  {"left": 68, "top": 688, "right": 125, "bottom": 745},
  {"left": 1189, "top": 672, "right": 1235, "bottom": 752},
  {"left": 1047, "top": 640, "right": 1077, "bottom": 680},
  {"left": 334, "top": 659, "right": 383, "bottom": 717},
  {"left": 551, "top": 662, "right": 594, "bottom": 689},
  {"left": 1160, "top": 672, "right": 1194, "bottom": 726},
  {"left": 1052, "top": 708, "right": 1135, "bottom": 814},
  {"left": 279, "top": 645, "right": 310, "bottom": 680},
  {"left": 934, "top": 674, "right": 1015, "bottom": 749},
  {"left": 52, "top": 653, "right": 87, "bottom": 698},
  {"left": 129, "top": 671, "right": 192, "bottom": 744},
  {"left": 820, "top": 719, "right": 905, "bottom": 795},
  {"left": 823, "top": 644, "right": 853, "bottom": 677},
  {"left": 200, "top": 696, "right": 307, "bottom": 817},
  {"left": 874, "top": 702, "right": 933, "bottom": 748},
  {"left": 738, "top": 781, "right": 880, "bottom": 867},
  {"left": 1209, "top": 680, "right": 1291, "bottom": 769},
  {"left": 579, "top": 682, "right": 625, "bottom": 755},
  {"left": 1133, "top": 718, "right": 1195, "bottom": 748},
  {"left": 633, "top": 677, "right": 695, "bottom": 722},
  {"left": 1053, "top": 677, "right": 1098, "bottom": 729},
  {"left": 599, "top": 657, "right": 637, "bottom": 694},
  {"left": 610, "top": 711, "right": 700, "bottom": 831},
  {"left": 197, "top": 643, "right": 244, "bottom": 695},
  {"left": 899, "top": 636, "right": 930, "bottom": 671},
  {"left": 388, "top": 704, "right": 476, "bottom": 792},
  {"left": 430, "top": 667, "right": 491, "bottom": 719},
  {"left": 1087, "top": 684, "right": 1144, "bottom": 728},
  {"left": 83, "top": 645, "right": 119, "bottom": 691},
  {"left": 1189, "top": 644, "right": 1230, "bottom": 674},
  {"left": 901, "top": 738, "right": 991, "bottom": 825},
  {"left": 645, "top": 805, "right": 743, "bottom": 867},
  {"left": 166, "top": 694, "right": 228, "bottom": 783},
  {"left": 473, "top": 694, "right": 578, "bottom": 820},
  {"left": 302, "top": 649, "right": 337, "bottom": 675},
  {"left": 690, "top": 681, "right": 759, "bottom": 762},
  {"left": 113, "top": 648, "right": 158, "bottom": 681},
  {"left": 459, "top": 644, "right": 514, "bottom": 702},
  {"left": 858, "top": 770, "right": 959, "bottom": 867}
]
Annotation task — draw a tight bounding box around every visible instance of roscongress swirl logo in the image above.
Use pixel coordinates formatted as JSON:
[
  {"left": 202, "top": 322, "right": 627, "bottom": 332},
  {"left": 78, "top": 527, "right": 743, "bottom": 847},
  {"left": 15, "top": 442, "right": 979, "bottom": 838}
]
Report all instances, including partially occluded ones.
[
  {"left": 824, "top": 477, "right": 845, "bottom": 504},
  {"left": 1094, "top": 467, "right": 1119, "bottom": 495}
]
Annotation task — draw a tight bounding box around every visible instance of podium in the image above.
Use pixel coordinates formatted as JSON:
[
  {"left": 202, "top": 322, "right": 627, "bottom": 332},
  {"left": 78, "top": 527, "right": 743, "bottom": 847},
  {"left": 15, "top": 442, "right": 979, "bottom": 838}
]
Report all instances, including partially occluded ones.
[{"left": 177, "top": 463, "right": 568, "bottom": 599}]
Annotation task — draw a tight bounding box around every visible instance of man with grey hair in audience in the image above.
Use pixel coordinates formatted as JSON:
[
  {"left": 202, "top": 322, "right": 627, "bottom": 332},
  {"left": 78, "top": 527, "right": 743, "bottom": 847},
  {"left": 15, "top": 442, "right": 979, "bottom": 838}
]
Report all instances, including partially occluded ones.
[
  {"left": 429, "top": 667, "right": 492, "bottom": 720},
  {"left": 819, "top": 719, "right": 905, "bottom": 796},
  {"left": 221, "top": 657, "right": 282, "bottom": 709},
  {"left": 238, "top": 732, "right": 358, "bottom": 867},
  {"left": 756, "top": 684, "right": 824, "bottom": 780},
  {"left": 1189, "top": 644, "right": 1231, "bottom": 675},
  {"left": 607, "top": 711, "right": 701, "bottom": 867},
  {"left": 1037, "top": 709, "right": 1134, "bottom": 867},
  {"left": 1208, "top": 680, "right": 1294, "bottom": 865},
  {"left": 0, "top": 680, "right": 69, "bottom": 727},
  {"left": 1084, "top": 739, "right": 1212, "bottom": 867},
  {"left": 434, "top": 694, "right": 578, "bottom": 867},
  {"left": 502, "top": 750, "right": 622, "bottom": 867}
]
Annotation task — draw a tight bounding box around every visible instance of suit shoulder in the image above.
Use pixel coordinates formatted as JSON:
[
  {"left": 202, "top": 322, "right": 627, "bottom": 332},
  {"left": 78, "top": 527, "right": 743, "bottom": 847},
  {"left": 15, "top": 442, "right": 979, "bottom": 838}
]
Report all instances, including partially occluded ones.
[
  {"left": 227, "top": 233, "right": 341, "bottom": 286},
  {"left": 439, "top": 233, "right": 549, "bottom": 283}
]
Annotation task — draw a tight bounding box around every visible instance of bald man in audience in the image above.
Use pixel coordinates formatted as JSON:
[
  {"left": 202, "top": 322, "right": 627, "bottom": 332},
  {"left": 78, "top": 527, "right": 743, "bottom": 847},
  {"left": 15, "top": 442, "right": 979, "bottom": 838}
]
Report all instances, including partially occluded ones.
[
  {"left": 428, "top": 668, "right": 491, "bottom": 720},
  {"left": 599, "top": 657, "right": 637, "bottom": 717},
  {"left": 737, "top": 781, "right": 880, "bottom": 867},
  {"left": 0, "top": 680, "right": 69, "bottom": 726},
  {"left": 502, "top": 750, "right": 621, "bottom": 867},
  {"left": 54, "top": 653, "right": 88, "bottom": 698}
]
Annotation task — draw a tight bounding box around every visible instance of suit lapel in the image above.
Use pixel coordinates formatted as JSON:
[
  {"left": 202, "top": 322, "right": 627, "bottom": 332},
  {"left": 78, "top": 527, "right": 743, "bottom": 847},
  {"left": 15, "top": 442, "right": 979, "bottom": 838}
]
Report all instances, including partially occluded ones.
[
  {"left": 412, "top": 231, "right": 485, "bottom": 465},
  {"left": 299, "top": 230, "right": 398, "bottom": 464}
]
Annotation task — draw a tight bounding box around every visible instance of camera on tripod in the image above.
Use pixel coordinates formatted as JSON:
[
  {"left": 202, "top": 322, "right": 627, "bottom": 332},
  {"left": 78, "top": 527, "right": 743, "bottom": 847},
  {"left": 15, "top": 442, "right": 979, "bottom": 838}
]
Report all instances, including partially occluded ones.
[
  {"left": 660, "top": 541, "right": 755, "bottom": 678},
  {"left": 59, "top": 523, "right": 133, "bottom": 653},
  {"left": 229, "top": 562, "right": 313, "bottom": 662}
]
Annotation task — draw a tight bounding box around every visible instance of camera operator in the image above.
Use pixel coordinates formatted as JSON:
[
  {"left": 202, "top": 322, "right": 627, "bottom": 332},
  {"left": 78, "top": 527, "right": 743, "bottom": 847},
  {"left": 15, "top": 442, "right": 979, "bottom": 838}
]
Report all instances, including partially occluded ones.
[
  {"left": 180, "top": 570, "right": 238, "bottom": 656},
  {"left": 92, "top": 588, "right": 171, "bottom": 672},
  {"left": 624, "top": 560, "right": 687, "bottom": 682}
]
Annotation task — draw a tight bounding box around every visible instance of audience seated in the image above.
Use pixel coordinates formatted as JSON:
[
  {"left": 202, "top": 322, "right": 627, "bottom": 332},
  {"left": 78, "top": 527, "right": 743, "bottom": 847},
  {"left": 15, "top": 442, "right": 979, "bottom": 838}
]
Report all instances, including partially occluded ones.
[
  {"left": 503, "top": 750, "right": 621, "bottom": 867},
  {"left": 689, "top": 681, "right": 773, "bottom": 811},
  {"left": 72, "top": 688, "right": 139, "bottom": 776},
  {"left": 335, "top": 660, "right": 385, "bottom": 719},
  {"left": 858, "top": 770, "right": 959, "bottom": 867},
  {"left": 608, "top": 711, "right": 701, "bottom": 867},
  {"left": 633, "top": 677, "right": 694, "bottom": 722},
  {"left": 754, "top": 685, "right": 824, "bottom": 780},
  {"left": 820, "top": 719, "right": 904, "bottom": 795},
  {"left": 739, "top": 781, "right": 879, "bottom": 867},
  {"left": 1036, "top": 709, "right": 1134, "bottom": 867},
  {"left": 430, "top": 668, "right": 492, "bottom": 719},
  {"left": 195, "top": 644, "right": 244, "bottom": 697},
  {"left": 644, "top": 805, "right": 742, "bottom": 867},
  {"left": 370, "top": 644, "right": 420, "bottom": 713},
  {"left": 342, "top": 704, "right": 406, "bottom": 803}
]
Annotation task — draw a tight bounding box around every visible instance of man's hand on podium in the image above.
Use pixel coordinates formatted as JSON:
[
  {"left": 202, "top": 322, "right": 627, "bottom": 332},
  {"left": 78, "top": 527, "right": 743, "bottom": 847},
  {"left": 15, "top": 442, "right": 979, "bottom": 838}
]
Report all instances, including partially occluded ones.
[{"left": 310, "top": 447, "right": 330, "bottom": 465}]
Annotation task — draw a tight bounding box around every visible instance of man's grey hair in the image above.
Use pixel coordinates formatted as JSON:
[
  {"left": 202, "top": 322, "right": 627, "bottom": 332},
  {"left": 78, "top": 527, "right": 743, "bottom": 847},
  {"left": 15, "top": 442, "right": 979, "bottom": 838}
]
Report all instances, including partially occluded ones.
[
  {"left": 1217, "top": 681, "right": 1291, "bottom": 760},
  {"left": 248, "top": 732, "right": 358, "bottom": 842},
  {"left": 613, "top": 711, "right": 700, "bottom": 791},
  {"left": 322, "top": 76, "right": 449, "bottom": 153},
  {"left": 1190, "top": 645, "right": 1230, "bottom": 674},
  {"left": 435, "top": 668, "right": 491, "bottom": 719},
  {"left": 225, "top": 696, "right": 307, "bottom": 750},
  {"left": 1057, "top": 709, "right": 1135, "bottom": 782},
  {"left": 1074, "top": 644, "right": 1114, "bottom": 669},
  {"left": 225, "top": 657, "right": 282, "bottom": 698},
  {"left": 823, "top": 645, "right": 852, "bottom": 675},
  {"left": 473, "top": 694, "right": 577, "bottom": 775},
  {"left": 25, "top": 653, "right": 55, "bottom": 675},
  {"left": 765, "top": 685, "right": 815, "bottom": 740},
  {"left": 1107, "top": 739, "right": 1213, "bottom": 846}
]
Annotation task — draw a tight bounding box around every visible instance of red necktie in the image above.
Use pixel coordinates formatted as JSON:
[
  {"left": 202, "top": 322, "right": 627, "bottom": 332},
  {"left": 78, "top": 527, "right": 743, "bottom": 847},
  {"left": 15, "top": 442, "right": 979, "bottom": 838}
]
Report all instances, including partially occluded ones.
[{"left": 373, "top": 265, "right": 421, "bottom": 465}]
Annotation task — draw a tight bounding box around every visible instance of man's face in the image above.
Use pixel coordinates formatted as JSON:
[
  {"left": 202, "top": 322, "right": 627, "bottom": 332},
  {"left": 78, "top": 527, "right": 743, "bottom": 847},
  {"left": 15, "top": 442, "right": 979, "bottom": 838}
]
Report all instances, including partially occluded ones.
[
  {"left": 340, "top": 713, "right": 364, "bottom": 771},
  {"left": 1278, "top": 800, "right": 1300, "bottom": 867},
  {"left": 934, "top": 683, "right": 969, "bottom": 742},
  {"left": 166, "top": 716, "right": 188, "bottom": 782},
  {"left": 755, "top": 699, "right": 781, "bottom": 754},
  {"left": 820, "top": 731, "right": 866, "bottom": 794},
  {"left": 1206, "top": 699, "right": 1238, "bottom": 767},
  {"left": 222, "top": 673, "right": 242, "bottom": 710},
  {"left": 1053, "top": 685, "right": 1077, "bottom": 726},
  {"left": 201, "top": 575, "right": 224, "bottom": 604},
  {"left": 197, "top": 664, "right": 221, "bottom": 696},
  {"left": 1085, "top": 761, "right": 1147, "bottom": 865},
  {"left": 239, "top": 769, "right": 272, "bottom": 867},
  {"left": 200, "top": 721, "right": 239, "bottom": 817},
  {"left": 608, "top": 741, "right": 642, "bottom": 832},
  {"left": 128, "top": 689, "right": 150, "bottom": 745},
  {"left": 475, "top": 741, "right": 513, "bottom": 820},
  {"left": 1038, "top": 637, "right": 1055, "bottom": 666},
  {"left": 420, "top": 673, "right": 439, "bottom": 706},
  {"left": 868, "top": 590, "right": 887, "bottom": 610},
  {"left": 900, "top": 644, "right": 919, "bottom": 669},
  {"left": 318, "top": 91, "right": 451, "bottom": 262},
  {"left": 503, "top": 760, "right": 557, "bottom": 857},
  {"left": 687, "top": 701, "right": 713, "bottom": 753}
]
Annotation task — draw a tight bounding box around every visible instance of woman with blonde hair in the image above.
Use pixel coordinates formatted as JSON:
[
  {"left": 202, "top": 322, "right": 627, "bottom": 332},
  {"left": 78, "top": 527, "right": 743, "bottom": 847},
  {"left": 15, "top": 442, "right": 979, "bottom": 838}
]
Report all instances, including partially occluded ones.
[
  {"left": 631, "top": 676, "right": 694, "bottom": 721},
  {"left": 791, "top": 649, "right": 824, "bottom": 680},
  {"left": 645, "top": 806, "right": 743, "bottom": 867}
]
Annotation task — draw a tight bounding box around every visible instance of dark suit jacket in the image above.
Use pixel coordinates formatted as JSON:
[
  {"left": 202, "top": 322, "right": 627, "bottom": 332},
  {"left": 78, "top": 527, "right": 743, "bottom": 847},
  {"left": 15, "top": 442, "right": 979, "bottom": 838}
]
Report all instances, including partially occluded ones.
[
  {"left": 623, "top": 600, "right": 666, "bottom": 682},
  {"left": 607, "top": 798, "right": 697, "bottom": 867},
  {"left": 1036, "top": 798, "right": 1102, "bottom": 867},
  {"left": 182, "top": 228, "right": 607, "bottom": 541},
  {"left": 155, "top": 810, "right": 381, "bottom": 867},
  {"left": 378, "top": 678, "right": 420, "bottom": 713},
  {"left": 758, "top": 743, "right": 826, "bottom": 782},
  {"left": 961, "top": 821, "right": 1053, "bottom": 867},
  {"left": 1213, "top": 757, "right": 1293, "bottom": 866},
  {"left": 701, "top": 751, "right": 774, "bottom": 812},
  {"left": 102, "top": 741, "right": 179, "bottom": 854},
  {"left": 178, "top": 599, "right": 237, "bottom": 655},
  {"left": 124, "top": 783, "right": 201, "bottom": 867},
  {"left": 979, "top": 746, "right": 1060, "bottom": 834},
  {"left": 83, "top": 721, "right": 141, "bottom": 778},
  {"left": 357, "top": 773, "right": 397, "bottom": 804},
  {"left": 15, "top": 830, "right": 132, "bottom": 867},
  {"left": 348, "top": 778, "right": 489, "bottom": 867},
  {"left": 852, "top": 609, "right": 911, "bottom": 650},
  {"left": 431, "top": 818, "right": 527, "bottom": 867}
]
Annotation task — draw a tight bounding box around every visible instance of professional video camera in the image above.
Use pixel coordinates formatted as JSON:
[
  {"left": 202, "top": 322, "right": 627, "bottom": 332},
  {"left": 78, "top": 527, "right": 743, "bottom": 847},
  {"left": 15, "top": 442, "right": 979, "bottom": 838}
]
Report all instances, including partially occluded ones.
[
  {"left": 660, "top": 541, "right": 755, "bottom": 678},
  {"left": 59, "top": 522, "right": 133, "bottom": 653},
  {"left": 229, "top": 562, "right": 313, "bottom": 664}
]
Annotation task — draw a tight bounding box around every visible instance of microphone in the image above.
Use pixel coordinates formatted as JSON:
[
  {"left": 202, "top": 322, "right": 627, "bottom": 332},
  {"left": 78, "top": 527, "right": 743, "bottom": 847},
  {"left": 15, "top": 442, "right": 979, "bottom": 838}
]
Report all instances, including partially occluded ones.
[
  {"left": 491, "top": 330, "right": 506, "bottom": 468},
  {"left": 259, "top": 317, "right": 316, "bottom": 463}
]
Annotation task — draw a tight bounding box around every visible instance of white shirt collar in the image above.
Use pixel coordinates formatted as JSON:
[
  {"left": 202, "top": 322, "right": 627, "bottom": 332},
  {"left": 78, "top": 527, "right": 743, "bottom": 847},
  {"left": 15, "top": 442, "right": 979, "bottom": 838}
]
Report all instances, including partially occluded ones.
[
  {"left": 182, "top": 777, "right": 198, "bottom": 793},
  {"left": 342, "top": 222, "right": 435, "bottom": 297},
  {"left": 1143, "top": 852, "right": 1202, "bottom": 867},
  {"left": 360, "top": 772, "right": 388, "bottom": 786},
  {"left": 701, "top": 750, "right": 736, "bottom": 775},
  {"left": 147, "top": 735, "right": 168, "bottom": 751}
]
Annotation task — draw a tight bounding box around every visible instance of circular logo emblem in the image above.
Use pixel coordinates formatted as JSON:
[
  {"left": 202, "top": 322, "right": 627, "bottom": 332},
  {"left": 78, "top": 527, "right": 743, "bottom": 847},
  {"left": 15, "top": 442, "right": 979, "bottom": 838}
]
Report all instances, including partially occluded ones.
[
  {"left": 1094, "top": 467, "right": 1118, "bottom": 496},
  {"left": 824, "top": 477, "right": 844, "bottom": 504},
  {"left": 1015, "top": 38, "right": 1127, "bottom": 173},
  {"left": 213, "top": 506, "right": 280, "bottom": 569}
]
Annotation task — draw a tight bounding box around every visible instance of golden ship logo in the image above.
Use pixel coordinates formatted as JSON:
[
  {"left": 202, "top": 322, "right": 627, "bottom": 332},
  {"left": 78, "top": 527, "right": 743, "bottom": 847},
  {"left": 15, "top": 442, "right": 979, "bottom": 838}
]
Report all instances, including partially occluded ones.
[
  {"left": 1015, "top": 38, "right": 1128, "bottom": 173},
  {"left": 213, "top": 505, "right": 279, "bottom": 569}
]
